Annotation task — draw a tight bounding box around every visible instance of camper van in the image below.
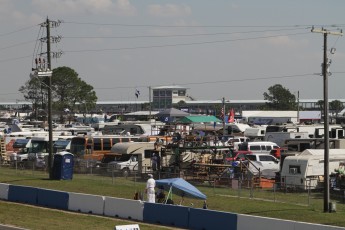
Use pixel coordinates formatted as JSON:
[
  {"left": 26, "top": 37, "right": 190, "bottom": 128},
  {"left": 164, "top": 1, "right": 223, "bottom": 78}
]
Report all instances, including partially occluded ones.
[
  {"left": 281, "top": 149, "right": 345, "bottom": 190},
  {"left": 106, "top": 142, "right": 168, "bottom": 176}
]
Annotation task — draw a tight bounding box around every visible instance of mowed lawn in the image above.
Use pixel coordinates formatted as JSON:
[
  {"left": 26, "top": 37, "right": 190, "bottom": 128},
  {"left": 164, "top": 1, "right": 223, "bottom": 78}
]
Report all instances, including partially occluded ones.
[{"left": 1, "top": 167, "right": 345, "bottom": 229}]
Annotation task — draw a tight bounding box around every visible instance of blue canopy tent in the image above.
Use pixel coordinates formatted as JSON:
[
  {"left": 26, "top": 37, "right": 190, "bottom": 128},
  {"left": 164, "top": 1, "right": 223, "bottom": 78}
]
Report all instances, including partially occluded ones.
[{"left": 155, "top": 178, "right": 206, "bottom": 204}]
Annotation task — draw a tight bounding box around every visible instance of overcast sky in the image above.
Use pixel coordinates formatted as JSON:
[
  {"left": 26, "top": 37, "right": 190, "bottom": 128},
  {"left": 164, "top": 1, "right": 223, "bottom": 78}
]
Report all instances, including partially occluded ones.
[{"left": 0, "top": 0, "right": 344, "bottom": 103}]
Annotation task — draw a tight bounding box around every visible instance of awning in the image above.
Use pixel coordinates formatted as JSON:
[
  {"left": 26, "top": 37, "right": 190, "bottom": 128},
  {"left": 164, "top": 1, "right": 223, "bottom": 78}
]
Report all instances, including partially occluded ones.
[{"left": 178, "top": 115, "right": 221, "bottom": 123}]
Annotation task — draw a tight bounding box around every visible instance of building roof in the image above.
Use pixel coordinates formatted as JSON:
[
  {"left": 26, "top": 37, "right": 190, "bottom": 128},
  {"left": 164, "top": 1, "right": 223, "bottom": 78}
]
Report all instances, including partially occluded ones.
[{"left": 151, "top": 85, "right": 188, "bottom": 90}]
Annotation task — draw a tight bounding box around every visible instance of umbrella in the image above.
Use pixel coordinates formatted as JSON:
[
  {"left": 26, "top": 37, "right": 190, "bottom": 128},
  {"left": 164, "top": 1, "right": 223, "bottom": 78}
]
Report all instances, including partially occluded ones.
[
  {"left": 155, "top": 178, "right": 207, "bottom": 200},
  {"left": 156, "top": 108, "right": 190, "bottom": 117}
]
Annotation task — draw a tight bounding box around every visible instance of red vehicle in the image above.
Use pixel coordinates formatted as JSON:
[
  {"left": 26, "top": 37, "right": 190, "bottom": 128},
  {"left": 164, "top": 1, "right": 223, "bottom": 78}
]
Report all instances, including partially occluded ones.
[{"left": 225, "top": 150, "right": 252, "bottom": 163}]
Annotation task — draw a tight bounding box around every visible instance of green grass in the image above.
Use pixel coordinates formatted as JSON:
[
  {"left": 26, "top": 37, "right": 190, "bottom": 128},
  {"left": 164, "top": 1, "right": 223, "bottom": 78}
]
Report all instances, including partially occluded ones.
[{"left": 1, "top": 167, "right": 345, "bottom": 229}]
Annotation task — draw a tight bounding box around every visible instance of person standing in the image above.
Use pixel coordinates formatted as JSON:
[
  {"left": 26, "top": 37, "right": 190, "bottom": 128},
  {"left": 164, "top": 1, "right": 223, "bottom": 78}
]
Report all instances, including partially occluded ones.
[
  {"left": 146, "top": 174, "right": 156, "bottom": 203},
  {"left": 151, "top": 153, "right": 158, "bottom": 171}
]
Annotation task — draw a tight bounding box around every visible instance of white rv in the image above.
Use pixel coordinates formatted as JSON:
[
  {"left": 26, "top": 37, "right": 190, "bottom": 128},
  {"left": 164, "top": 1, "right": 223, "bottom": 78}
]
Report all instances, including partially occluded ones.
[
  {"left": 107, "top": 142, "right": 169, "bottom": 176},
  {"left": 264, "top": 131, "right": 309, "bottom": 147},
  {"left": 244, "top": 126, "right": 266, "bottom": 140},
  {"left": 281, "top": 149, "right": 345, "bottom": 190}
]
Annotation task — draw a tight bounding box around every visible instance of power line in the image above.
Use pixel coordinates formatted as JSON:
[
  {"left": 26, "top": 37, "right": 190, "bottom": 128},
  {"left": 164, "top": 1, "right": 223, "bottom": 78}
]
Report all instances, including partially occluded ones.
[
  {"left": 65, "top": 32, "right": 309, "bottom": 53},
  {"left": 0, "top": 31, "right": 310, "bottom": 63},
  {"left": 63, "top": 21, "right": 345, "bottom": 28},
  {"left": 0, "top": 55, "right": 32, "bottom": 63},
  {"left": 0, "top": 40, "right": 36, "bottom": 51},
  {"left": 0, "top": 25, "right": 37, "bottom": 38},
  {"left": 63, "top": 27, "right": 308, "bottom": 39},
  {"left": 93, "top": 72, "right": 320, "bottom": 90}
]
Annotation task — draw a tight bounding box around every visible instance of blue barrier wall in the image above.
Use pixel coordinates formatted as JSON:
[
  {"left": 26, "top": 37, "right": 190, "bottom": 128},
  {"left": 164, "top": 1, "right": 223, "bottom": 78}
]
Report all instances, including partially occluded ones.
[
  {"left": 143, "top": 203, "right": 189, "bottom": 229},
  {"left": 37, "top": 188, "right": 69, "bottom": 210},
  {"left": 8, "top": 185, "right": 38, "bottom": 205},
  {"left": 188, "top": 208, "right": 237, "bottom": 230}
]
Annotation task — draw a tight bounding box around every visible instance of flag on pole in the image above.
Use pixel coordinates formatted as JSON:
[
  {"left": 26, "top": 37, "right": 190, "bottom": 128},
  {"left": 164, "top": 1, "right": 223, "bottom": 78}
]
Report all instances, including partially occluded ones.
[
  {"left": 135, "top": 89, "right": 140, "bottom": 98},
  {"left": 228, "top": 108, "right": 235, "bottom": 123},
  {"left": 220, "top": 107, "right": 224, "bottom": 119}
]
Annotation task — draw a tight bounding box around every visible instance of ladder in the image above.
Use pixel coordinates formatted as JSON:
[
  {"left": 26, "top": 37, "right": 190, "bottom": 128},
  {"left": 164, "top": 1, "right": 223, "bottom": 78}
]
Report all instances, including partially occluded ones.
[{"left": 0, "top": 137, "right": 7, "bottom": 164}]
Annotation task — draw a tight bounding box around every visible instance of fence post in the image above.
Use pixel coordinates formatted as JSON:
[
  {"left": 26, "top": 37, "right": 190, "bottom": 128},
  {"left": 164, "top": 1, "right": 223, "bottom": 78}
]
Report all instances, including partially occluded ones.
[
  {"left": 308, "top": 178, "right": 311, "bottom": 206},
  {"left": 112, "top": 165, "right": 115, "bottom": 185},
  {"left": 273, "top": 181, "right": 276, "bottom": 202}
]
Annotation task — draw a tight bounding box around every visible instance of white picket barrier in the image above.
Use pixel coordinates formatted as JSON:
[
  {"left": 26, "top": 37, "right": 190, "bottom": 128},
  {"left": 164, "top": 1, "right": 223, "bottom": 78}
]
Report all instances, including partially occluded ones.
[
  {"left": 0, "top": 183, "right": 9, "bottom": 200},
  {"left": 68, "top": 192, "right": 105, "bottom": 215},
  {"left": 237, "top": 214, "right": 345, "bottom": 230},
  {"left": 104, "top": 197, "right": 144, "bottom": 221}
]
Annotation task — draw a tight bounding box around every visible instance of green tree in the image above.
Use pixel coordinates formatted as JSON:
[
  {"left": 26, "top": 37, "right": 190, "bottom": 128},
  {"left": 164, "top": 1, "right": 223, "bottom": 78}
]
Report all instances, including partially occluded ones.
[
  {"left": 19, "top": 74, "right": 46, "bottom": 119},
  {"left": 175, "top": 100, "right": 187, "bottom": 109},
  {"left": 263, "top": 84, "right": 297, "bottom": 110},
  {"left": 20, "top": 66, "right": 97, "bottom": 122},
  {"left": 330, "top": 100, "right": 344, "bottom": 121}
]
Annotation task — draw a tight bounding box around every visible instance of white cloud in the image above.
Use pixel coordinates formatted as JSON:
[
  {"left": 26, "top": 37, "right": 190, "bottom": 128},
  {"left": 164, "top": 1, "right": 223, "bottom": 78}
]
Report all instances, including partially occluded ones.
[
  {"left": 147, "top": 4, "right": 192, "bottom": 17},
  {"left": 31, "top": 0, "right": 137, "bottom": 16}
]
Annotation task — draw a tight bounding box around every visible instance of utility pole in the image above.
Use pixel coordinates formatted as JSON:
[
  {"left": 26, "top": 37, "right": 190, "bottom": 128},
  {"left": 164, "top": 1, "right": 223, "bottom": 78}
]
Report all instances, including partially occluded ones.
[
  {"left": 312, "top": 27, "right": 342, "bottom": 212},
  {"left": 297, "top": 91, "right": 300, "bottom": 124},
  {"left": 46, "top": 18, "right": 53, "bottom": 179},
  {"left": 222, "top": 97, "right": 225, "bottom": 136},
  {"left": 32, "top": 17, "right": 62, "bottom": 179},
  {"left": 149, "top": 86, "right": 152, "bottom": 120}
]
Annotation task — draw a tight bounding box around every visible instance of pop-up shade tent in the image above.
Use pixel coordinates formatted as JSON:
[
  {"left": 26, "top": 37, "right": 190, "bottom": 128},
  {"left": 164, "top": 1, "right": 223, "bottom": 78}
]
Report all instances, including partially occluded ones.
[
  {"left": 156, "top": 108, "right": 190, "bottom": 123},
  {"left": 155, "top": 178, "right": 207, "bottom": 200},
  {"left": 178, "top": 115, "right": 221, "bottom": 123}
]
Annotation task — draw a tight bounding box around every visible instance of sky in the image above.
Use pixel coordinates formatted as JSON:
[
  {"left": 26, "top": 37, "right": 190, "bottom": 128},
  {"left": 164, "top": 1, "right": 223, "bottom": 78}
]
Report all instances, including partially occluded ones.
[{"left": 0, "top": 0, "right": 345, "bottom": 103}]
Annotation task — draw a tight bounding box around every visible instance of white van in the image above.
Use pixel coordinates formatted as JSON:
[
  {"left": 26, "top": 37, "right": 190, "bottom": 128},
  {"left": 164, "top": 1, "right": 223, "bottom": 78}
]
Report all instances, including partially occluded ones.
[{"left": 238, "top": 141, "right": 279, "bottom": 154}]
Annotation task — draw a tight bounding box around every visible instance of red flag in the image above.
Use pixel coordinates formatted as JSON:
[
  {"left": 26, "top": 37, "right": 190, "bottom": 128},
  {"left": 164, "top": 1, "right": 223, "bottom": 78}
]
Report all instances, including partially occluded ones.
[{"left": 228, "top": 108, "right": 235, "bottom": 123}]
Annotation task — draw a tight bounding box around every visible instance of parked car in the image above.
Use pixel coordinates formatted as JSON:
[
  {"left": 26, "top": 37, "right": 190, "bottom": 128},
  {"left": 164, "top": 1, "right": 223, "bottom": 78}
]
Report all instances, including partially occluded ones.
[{"left": 245, "top": 154, "right": 280, "bottom": 178}]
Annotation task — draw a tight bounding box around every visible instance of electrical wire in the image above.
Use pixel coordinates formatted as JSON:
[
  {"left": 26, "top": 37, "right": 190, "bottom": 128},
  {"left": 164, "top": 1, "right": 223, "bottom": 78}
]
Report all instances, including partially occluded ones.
[
  {"left": 93, "top": 73, "right": 317, "bottom": 90},
  {"left": 64, "top": 32, "right": 309, "bottom": 53},
  {"left": 0, "top": 25, "right": 37, "bottom": 38},
  {"left": 63, "top": 21, "right": 345, "bottom": 29},
  {"left": 0, "top": 40, "right": 36, "bottom": 51},
  {"left": 63, "top": 27, "right": 308, "bottom": 39}
]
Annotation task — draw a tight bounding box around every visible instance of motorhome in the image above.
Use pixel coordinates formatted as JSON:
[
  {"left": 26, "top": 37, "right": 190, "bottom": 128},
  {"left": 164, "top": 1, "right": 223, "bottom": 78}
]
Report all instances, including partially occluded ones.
[
  {"left": 102, "top": 122, "right": 162, "bottom": 136},
  {"left": 106, "top": 142, "right": 164, "bottom": 176},
  {"left": 281, "top": 149, "right": 345, "bottom": 190}
]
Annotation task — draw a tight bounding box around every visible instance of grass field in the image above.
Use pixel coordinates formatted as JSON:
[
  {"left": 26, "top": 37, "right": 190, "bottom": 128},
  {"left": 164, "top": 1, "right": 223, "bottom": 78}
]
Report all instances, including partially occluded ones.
[{"left": 1, "top": 167, "right": 345, "bottom": 229}]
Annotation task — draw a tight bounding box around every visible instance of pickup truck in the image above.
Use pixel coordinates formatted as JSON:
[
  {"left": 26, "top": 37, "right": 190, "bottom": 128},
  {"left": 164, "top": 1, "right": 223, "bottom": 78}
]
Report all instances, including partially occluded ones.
[{"left": 245, "top": 154, "right": 280, "bottom": 179}]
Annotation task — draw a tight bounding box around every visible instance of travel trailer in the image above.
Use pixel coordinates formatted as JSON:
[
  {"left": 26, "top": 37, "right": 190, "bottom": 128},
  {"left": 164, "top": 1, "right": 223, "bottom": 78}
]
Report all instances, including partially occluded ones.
[
  {"left": 281, "top": 149, "right": 345, "bottom": 190},
  {"left": 244, "top": 126, "right": 266, "bottom": 140},
  {"left": 264, "top": 131, "right": 309, "bottom": 147}
]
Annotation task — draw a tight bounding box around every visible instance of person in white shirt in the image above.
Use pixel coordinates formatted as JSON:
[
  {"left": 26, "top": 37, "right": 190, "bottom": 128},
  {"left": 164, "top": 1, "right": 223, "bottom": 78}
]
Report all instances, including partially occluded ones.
[{"left": 146, "top": 174, "right": 156, "bottom": 203}]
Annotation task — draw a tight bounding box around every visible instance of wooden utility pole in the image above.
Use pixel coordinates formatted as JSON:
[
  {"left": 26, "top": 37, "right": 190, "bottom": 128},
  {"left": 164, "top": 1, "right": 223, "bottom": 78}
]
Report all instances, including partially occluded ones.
[
  {"left": 46, "top": 17, "right": 54, "bottom": 179},
  {"left": 312, "top": 27, "right": 342, "bottom": 212}
]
